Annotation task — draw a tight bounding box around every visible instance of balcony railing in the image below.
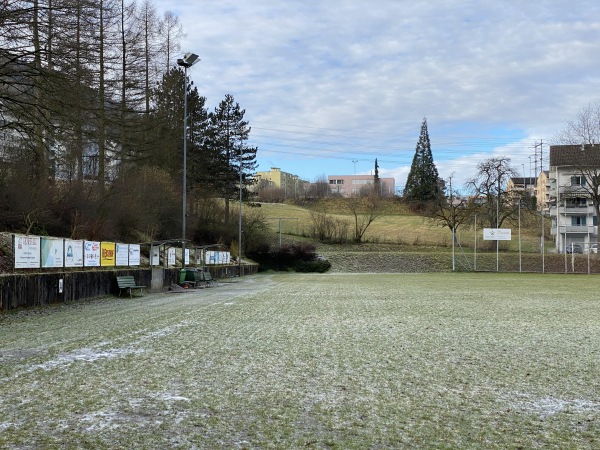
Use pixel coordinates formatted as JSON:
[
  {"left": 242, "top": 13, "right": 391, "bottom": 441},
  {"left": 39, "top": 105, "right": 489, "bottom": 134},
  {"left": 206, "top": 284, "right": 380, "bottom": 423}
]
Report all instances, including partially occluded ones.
[{"left": 556, "top": 225, "right": 596, "bottom": 234}]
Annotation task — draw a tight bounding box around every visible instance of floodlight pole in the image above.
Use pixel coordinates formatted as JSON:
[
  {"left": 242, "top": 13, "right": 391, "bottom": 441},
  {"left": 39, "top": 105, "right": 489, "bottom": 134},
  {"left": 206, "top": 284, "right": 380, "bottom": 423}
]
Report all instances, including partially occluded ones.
[
  {"left": 238, "top": 145, "right": 243, "bottom": 276},
  {"left": 176, "top": 52, "right": 199, "bottom": 268}
]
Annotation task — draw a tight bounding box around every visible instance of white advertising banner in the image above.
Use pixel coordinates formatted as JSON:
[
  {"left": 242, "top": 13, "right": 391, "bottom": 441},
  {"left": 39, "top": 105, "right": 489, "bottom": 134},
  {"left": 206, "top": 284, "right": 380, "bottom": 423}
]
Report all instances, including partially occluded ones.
[
  {"left": 150, "top": 245, "right": 160, "bottom": 266},
  {"left": 129, "top": 244, "right": 141, "bottom": 266},
  {"left": 205, "top": 250, "right": 231, "bottom": 265},
  {"left": 168, "top": 247, "right": 176, "bottom": 266},
  {"left": 483, "top": 228, "right": 512, "bottom": 241},
  {"left": 115, "top": 243, "right": 129, "bottom": 266},
  {"left": 65, "top": 239, "right": 84, "bottom": 267},
  {"left": 84, "top": 240, "right": 101, "bottom": 267},
  {"left": 185, "top": 248, "right": 190, "bottom": 265},
  {"left": 14, "top": 234, "right": 41, "bottom": 268},
  {"left": 41, "top": 238, "right": 64, "bottom": 268}
]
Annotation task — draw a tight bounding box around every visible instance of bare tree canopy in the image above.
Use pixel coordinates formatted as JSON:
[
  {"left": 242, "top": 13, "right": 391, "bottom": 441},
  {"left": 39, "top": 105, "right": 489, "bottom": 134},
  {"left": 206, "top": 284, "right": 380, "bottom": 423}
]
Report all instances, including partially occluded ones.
[
  {"left": 466, "top": 156, "right": 518, "bottom": 228},
  {"left": 554, "top": 102, "right": 600, "bottom": 145}
]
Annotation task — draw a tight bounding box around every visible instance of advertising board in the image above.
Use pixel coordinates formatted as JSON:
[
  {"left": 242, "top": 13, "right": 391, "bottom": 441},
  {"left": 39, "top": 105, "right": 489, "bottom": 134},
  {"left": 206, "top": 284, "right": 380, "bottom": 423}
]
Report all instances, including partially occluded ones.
[
  {"left": 41, "top": 238, "right": 64, "bottom": 268},
  {"left": 84, "top": 241, "right": 101, "bottom": 267},
  {"left": 65, "top": 239, "right": 84, "bottom": 267},
  {"left": 14, "top": 235, "right": 41, "bottom": 269}
]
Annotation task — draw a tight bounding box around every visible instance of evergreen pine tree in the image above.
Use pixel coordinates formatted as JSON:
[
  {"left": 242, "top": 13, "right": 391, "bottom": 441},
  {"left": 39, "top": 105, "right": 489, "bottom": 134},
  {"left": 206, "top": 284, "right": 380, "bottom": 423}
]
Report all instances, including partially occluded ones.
[
  {"left": 373, "top": 158, "right": 381, "bottom": 196},
  {"left": 403, "top": 118, "right": 440, "bottom": 205}
]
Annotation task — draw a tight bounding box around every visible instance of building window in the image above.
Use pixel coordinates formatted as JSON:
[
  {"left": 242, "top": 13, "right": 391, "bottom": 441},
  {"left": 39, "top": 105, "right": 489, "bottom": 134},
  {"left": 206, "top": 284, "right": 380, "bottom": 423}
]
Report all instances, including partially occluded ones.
[
  {"left": 566, "top": 197, "right": 588, "bottom": 208},
  {"left": 571, "top": 176, "right": 586, "bottom": 186},
  {"left": 571, "top": 216, "right": 587, "bottom": 226}
]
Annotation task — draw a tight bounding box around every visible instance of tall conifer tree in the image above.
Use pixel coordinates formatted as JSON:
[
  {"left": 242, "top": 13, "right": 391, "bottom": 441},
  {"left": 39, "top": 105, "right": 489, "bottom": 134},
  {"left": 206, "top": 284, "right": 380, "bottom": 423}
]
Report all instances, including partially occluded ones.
[
  {"left": 404, "top": 118, "right": 440, "bottom": 205},
  {"left": 373, "top": 158, "right": 381, "bottom": 196}
]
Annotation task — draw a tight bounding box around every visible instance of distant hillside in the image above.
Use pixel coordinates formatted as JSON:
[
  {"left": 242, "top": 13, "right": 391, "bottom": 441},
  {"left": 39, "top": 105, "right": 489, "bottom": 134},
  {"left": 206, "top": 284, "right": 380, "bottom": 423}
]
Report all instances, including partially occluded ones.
[{"left": 257, "top": 199, "right": 548, "bottom": 253}]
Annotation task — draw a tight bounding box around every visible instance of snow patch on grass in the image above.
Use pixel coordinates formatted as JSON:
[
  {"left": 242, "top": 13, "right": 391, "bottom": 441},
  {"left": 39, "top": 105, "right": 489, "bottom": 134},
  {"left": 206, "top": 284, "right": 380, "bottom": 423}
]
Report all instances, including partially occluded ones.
[
  {"left": 502, "top": 392, "right": 600, "bottom": 418},
  {"left": 27, "top": 347, "right": 144, "bottom": 373}
]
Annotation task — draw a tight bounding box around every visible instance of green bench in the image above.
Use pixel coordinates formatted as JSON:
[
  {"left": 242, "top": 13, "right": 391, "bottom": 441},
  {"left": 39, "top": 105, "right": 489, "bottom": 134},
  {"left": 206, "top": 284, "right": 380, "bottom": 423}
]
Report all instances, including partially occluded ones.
[
  {"left": 180, "top": 268, "right": 216, "bottom": 288},
  {"left": 116, "top": 275, "right": 146, "bottom": 298}
]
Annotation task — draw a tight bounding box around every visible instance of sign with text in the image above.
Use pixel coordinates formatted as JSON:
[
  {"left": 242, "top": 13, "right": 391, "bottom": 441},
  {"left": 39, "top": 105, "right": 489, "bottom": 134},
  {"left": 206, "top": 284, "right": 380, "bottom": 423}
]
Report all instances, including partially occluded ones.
[
  {"left": 483, "top": 228, "right": 512, "bottom": 241},
  {"left": 41, "top": 238, "right": 64, "bottom": 268},
  {"left": 129, "top": 244, "right": 141, "bottom": 266},
  {"left": 115, "top": 243, "right": 129, "bottom": 266},
  {"left": 84, "top": 241, "right": 101, "bottom": 267},
  {"left": 65, "top": 240, "right": 84, "bottom": 268},
  {"left": 150, "top": 245, "right": 160, "bottom": 266},
  {"left": 168, "top": 247, "right": 176, "bottom": 266},
  {"left": 205, "top": 250, "right": 231, "bottom": 265},
  {"left": 14, "top": 234, "right": 41, "bottom": 268},
  {"left": 100, "top": 242, "right": 116, "bottom": 266}
]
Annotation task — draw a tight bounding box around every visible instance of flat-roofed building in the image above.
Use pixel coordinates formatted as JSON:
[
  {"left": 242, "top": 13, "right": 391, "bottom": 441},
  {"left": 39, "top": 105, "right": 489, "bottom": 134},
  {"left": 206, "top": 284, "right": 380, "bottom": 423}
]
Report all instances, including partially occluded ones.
[
  {"left": 254, "top": 167, "right": 305, "bottom": 199},
  {"left": 328, "top": 175, "right": 395, "bottom": 197}
]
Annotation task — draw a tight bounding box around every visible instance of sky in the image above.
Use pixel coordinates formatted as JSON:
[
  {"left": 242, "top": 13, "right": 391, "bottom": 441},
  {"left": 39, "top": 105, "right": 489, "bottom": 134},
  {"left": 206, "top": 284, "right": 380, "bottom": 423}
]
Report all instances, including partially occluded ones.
[{"left": 152, "top": 0, "right": 600, "bottom": 193}]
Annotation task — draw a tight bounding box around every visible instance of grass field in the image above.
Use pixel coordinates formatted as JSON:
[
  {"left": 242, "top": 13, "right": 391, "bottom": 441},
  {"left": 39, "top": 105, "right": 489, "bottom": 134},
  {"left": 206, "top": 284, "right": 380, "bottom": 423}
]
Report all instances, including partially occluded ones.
[
  {"left": 1, "top": 273, "right": 599, "bottom": 448},
  {"left": 257, "top": 201, "right": 547, "bottom": 252}
]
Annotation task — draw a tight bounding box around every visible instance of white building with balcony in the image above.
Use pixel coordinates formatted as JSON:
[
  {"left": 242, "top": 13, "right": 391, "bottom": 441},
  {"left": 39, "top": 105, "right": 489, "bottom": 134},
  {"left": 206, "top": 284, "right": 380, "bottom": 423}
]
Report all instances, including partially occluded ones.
[{"left": 549, "top": 144, "right": 600, "bottom": 253}]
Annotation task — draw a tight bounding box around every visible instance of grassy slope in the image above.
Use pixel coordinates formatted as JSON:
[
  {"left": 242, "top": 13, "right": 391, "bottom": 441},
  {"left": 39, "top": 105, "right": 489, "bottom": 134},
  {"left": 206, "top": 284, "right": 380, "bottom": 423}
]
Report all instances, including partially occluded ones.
[{"left": 257, "top": 201, "right": 546, "bottom": 252}]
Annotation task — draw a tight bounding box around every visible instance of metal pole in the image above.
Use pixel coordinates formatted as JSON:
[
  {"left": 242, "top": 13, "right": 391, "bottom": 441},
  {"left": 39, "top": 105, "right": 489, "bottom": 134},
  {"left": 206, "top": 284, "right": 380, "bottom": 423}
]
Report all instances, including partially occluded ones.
[
  {"left": 474, "top": 214, "right": 477, "bottom": 271},
  {"left": 496, "top": 185, "right": 499, "bottom": 272},
  {"left": 238, "top": 146, "right": 243, "bottom": 276},
  {"left": 518, "top": 201, "right": 521, "bottom": 272},
  {"left": 450, "top": 175, "right": 455, "bottom": 271},
  {"left": 540, "top": 140, "right": 545, "bottom": 273},
  {"left": 182, "top": 65, "right": 187, "bottom": 268}
]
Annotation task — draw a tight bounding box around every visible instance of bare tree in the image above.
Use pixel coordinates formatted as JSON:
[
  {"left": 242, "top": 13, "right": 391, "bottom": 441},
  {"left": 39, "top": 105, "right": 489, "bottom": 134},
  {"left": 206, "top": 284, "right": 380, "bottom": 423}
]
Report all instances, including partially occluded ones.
[
  {"left": 431, "top": 175, "right": 472, "bottom": 236},
  {"left": 306, "top": 175, "right": 330, "bottom": 199},
  {"left": 158, "top": 10, "right": 184, "bottom": 72},
  {"left": 554, "top": 102, "right": 600, "bottom": 145},
  {"left": 347, "top": 194, "right": 381, "bottom": 243},
  {"left": 466, "top": 156, "right": 517, "bottom": 228}
]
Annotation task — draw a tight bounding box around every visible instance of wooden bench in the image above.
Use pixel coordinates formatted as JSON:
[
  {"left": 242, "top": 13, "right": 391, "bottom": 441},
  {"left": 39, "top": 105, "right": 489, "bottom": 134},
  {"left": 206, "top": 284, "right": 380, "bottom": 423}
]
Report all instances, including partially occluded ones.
[
  {"left": 116, "top": 275, "right": 146, "bottom": 298},
  {"left": 200, "top": 270, "right": 215, "bottom": 286}
]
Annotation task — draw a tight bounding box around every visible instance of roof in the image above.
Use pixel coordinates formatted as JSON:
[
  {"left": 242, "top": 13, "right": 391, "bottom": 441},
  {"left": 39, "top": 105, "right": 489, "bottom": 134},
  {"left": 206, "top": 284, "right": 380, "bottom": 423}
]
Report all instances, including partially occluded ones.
[
  {"left": 549, "top": 144, "right": 600, "bottom": 167},
  {"left": 509, "top": 177, "right": 537, "bottom": 185}
]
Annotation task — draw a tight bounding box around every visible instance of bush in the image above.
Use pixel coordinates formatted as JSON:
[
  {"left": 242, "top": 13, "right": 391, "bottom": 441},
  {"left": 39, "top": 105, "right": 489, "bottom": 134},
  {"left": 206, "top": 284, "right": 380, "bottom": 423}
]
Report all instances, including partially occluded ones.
[
  {"left": 294, "top": 260, "right": 332, "bottom": 273},
  {"left": 247, "top": 242, "right": 331, "bottom": 273}
]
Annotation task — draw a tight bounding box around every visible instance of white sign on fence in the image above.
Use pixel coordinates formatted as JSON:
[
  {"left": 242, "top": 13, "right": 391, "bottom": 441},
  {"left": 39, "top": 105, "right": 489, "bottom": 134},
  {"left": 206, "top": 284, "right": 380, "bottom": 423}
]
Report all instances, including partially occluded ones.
[
  {"left": 65, "top": 240, "right": 84, "bottom": 267},
  {"left": 129, "top": 244, "right": 141, "bottom": 266},
  {"left": 115, "top": 243, "right": 129, "bottom": 266},
  {"left": 14, "top": 235, "right": 41, "bottom": 268},
  {"left": 150, "top": 245, "right": 160, "bottom": 266},
  {"left": 84, "top": 241, "right": 101, "bottom": 267},
  {"left": 205, "top": 250, "right": 231, "bottom": 265},
  {"left": 483, "top": 228, "right": 512, "bottom": 241},
  {"left": 41, "top": 237, "right": 64, "bottom": 268},
  {"left": 168, "top": 247, "right": 176, "bottom": 266}
]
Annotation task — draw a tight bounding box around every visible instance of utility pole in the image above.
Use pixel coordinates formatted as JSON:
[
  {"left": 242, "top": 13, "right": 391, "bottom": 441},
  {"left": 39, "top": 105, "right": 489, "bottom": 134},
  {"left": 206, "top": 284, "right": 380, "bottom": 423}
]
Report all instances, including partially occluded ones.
[
  {"left": 449, "top": 173, "right": 455, "bottom": 271},
  {"left": 535, "top": 139, "right": 545, "bottom": 271}
]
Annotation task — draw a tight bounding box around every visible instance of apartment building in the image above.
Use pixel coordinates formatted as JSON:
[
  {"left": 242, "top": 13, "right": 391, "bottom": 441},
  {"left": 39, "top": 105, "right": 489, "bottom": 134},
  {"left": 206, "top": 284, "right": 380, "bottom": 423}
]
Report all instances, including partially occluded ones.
[
  {"left": 536, "top": 171, "right": 550, "bottom": 213},
  {"left": 328, "top": 175, "right": 396, "bottom": 197},
  {"left": 254, "top": 167, "right": 304, "bottom": 198},
  {"left": 549, "top": 144, "right": 600, "bottom": 253}
]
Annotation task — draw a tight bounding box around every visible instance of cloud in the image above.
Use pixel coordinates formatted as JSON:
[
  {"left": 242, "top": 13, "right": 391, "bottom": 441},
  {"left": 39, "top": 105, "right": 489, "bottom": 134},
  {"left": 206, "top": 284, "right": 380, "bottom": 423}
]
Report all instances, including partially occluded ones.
[{"left": 154, "top": 0, "right": 600, "bottom": 186}]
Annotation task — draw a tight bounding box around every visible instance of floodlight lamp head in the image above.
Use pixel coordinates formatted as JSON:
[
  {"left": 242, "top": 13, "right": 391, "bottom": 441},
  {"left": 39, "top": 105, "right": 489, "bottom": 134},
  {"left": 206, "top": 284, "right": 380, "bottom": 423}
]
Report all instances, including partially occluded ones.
[{"left": 177, "top": 52, "right": 200, "bottom": 68}]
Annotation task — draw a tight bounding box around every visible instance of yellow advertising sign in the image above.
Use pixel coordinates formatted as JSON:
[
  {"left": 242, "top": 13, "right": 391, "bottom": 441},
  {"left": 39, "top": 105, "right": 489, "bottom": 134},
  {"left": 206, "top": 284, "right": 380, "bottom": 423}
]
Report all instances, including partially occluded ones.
[{"left": 100, "top": 242, "right": 116, "bottom": 266}]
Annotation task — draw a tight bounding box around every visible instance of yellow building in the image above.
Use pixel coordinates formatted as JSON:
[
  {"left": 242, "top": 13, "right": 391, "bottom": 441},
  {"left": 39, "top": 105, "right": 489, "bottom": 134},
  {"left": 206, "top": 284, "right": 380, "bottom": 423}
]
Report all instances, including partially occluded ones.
[{"left": 254, "top": 167, "right": 303, "bottom": 198}]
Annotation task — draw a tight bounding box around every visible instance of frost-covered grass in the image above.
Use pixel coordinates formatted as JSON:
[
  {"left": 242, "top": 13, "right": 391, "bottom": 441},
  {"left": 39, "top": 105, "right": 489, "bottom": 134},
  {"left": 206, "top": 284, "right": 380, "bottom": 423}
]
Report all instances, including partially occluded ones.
[{"left": 1, "top": 273, "right": 600, "bottom": 448}]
